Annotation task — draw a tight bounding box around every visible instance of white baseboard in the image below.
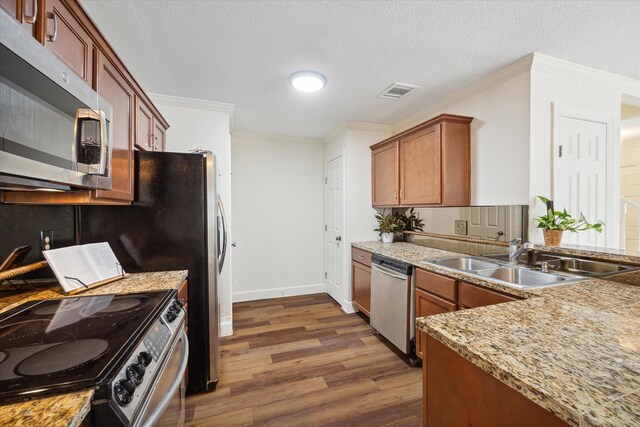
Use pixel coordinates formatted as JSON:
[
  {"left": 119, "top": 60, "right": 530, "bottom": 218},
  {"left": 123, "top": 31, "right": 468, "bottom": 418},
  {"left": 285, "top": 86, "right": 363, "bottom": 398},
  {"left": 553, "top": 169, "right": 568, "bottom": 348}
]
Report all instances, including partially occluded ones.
[
  {"left": 219, "top": 319, "right": 233, "bottom": 337},
  {"left": 341, "top": 301, "right": 357, "bottom": 314},
  {"left": 232, "top": 283, "right": 326, "bottom": 303}
]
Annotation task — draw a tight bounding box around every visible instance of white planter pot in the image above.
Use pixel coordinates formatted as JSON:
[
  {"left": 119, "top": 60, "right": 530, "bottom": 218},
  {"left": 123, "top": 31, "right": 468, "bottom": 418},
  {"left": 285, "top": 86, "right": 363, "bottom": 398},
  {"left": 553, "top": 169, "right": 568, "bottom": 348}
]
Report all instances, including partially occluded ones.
[{"left": 381, "top": 232, "right": 394, "bottom": 243}]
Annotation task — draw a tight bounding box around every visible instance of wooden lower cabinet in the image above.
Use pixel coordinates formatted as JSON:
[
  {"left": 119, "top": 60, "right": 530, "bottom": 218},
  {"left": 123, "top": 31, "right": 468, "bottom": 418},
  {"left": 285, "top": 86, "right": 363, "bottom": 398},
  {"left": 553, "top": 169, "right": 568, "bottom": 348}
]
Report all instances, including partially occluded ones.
[
  {"left": 351, "top": 247, "right": 372, "bottom": 317},
  {"left": 458, "top": 280, "right": 519, "bottom": 309},
  {"left": 422, "top": 335, "right": 569, "bottom": 427},
  {"left": 352, "top": 261, "right": 371, "bottom": 316},
  {"left": 415, "top": 288, "right": 455, "bottom": 359}
]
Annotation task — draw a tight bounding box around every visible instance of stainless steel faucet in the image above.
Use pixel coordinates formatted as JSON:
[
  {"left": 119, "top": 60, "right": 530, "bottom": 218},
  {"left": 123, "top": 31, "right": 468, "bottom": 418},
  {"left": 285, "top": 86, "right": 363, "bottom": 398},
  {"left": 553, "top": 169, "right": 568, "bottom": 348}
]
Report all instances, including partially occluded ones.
[{"left": 509, "top": 238, "right": 534, "bottom": 263}]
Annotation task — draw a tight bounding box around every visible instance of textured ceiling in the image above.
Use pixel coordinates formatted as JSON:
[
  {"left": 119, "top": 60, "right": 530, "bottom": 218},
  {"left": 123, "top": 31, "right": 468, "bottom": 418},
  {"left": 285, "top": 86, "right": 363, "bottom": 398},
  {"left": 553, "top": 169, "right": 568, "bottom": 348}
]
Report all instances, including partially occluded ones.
[{"left": 80, "top": 0, "right": 640, "bottom": 139}]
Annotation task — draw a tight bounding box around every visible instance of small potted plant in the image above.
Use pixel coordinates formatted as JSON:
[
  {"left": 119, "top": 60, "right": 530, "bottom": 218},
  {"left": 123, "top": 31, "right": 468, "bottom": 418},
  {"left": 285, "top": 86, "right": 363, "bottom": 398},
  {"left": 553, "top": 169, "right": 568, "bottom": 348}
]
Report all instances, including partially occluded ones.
[
  {"left": 533, "top": 196, "right": 604, "bottom": 246},
  {"left": 374, "top": 210, "right": 403, "bottom": 243},
  {"left": 397, "top": 208, "right": 425, "bottom": 242}
]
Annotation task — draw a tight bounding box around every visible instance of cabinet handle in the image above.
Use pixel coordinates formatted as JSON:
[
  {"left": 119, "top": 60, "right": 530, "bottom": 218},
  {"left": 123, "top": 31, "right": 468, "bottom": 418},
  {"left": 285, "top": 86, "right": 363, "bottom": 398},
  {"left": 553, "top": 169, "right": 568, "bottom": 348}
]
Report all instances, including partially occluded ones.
[
  {"left": 400, "top": 189, "right": 404, "bottom": 198},
  {"left": 394, "top": 191, "right": 397, "bottom": 199},
  {"left": 46, "top": 12, "right": 58, "bottom": 42},
  {"left": 23, "top": 0, "right": 38, "bottom": 24}
]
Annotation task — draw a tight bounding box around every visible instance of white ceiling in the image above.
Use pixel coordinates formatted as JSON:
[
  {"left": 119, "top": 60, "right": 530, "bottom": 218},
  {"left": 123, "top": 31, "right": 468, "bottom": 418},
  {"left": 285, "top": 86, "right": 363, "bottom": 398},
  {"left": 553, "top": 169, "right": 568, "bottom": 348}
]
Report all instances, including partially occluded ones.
[{"left": 80, "top": 1, "right": 640, "bottom": 139}]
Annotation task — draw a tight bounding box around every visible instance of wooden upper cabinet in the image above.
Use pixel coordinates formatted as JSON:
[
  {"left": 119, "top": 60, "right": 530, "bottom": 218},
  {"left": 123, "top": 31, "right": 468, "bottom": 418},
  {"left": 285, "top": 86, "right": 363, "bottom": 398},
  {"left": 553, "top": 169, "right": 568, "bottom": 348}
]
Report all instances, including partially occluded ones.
[
  {"left": 135, "top": 98, "right": 167, "bottom": 152},
  {"left": 370, "top": 114, "right": 472, "bottom": 207},
  {"left": 93, "top": 49, "right": 134, "bottom": 201},
  {"left": 371, "top": 140, "right": 399, "bottom": 206},
  {"left": 152, "top": 119, "right": 166, "bottom": 151},
  {"left": 400, "top": 125, "right": 441, "bottom": 205},
  {"left": 44, "top": 0, "right": 93, "bottom": 85},
  {"left": 0, "top": 0, "right": 37, "bottom": 35},
  {"left": 135, "top": 96, "right": 154, "bottom": 151}
]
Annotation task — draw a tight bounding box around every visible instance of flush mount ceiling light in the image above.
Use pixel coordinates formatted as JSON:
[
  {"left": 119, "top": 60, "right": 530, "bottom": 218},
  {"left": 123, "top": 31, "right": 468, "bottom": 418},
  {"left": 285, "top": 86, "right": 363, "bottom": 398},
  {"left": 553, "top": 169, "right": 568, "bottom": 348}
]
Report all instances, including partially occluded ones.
[{"left": 289, "top": 70, "right": 327, "bottom": 92}]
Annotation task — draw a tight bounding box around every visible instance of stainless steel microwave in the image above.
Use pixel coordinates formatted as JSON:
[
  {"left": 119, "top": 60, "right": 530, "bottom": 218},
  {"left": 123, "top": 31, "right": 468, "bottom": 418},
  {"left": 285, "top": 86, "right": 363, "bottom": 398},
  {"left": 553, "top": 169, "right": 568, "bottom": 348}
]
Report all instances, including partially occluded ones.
[{"left": 0, "top": 9, "right": 112, "bottom": 192}]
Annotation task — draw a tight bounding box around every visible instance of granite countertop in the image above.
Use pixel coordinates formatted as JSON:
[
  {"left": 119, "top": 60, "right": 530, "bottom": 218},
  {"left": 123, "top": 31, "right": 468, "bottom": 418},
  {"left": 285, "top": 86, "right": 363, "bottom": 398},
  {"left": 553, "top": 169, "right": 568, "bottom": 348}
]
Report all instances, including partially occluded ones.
[
  {"left": 353, "top": 240, "right": 640, "bottom": 427},
  {"left": 0, "top": 270, "right": 188, "bottom": 427}
]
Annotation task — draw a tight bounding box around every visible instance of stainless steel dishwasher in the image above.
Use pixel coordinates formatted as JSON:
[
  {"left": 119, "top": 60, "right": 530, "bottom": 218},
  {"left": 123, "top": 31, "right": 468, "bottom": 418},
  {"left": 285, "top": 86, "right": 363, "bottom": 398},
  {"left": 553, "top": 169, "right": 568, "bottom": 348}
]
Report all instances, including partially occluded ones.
[{"left": 370, "top": 254, "right": 416, "bottom": 359}]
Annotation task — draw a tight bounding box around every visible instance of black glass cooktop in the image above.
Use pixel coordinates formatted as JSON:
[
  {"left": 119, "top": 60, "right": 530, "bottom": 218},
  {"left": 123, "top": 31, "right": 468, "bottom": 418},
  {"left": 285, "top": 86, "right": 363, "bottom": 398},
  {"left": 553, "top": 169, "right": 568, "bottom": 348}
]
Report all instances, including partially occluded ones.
[{"left": 0, "top": 290, "right": 173, "bottom": 404}]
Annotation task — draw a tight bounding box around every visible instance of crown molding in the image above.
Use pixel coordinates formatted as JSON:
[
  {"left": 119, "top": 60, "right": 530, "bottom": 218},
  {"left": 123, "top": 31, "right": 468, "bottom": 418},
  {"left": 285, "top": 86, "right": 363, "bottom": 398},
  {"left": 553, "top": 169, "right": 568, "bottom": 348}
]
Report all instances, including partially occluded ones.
[
  {"left": 345, "top": 121, "right": 392, "bottom": 133},
  {"left": 149, "top": 93, "right": 235, "bottom": 129},
  {"left": 323, "top": 121, "right": 392, "bottom": 142},
  {"left": 393, "top": 53, "right": 535, "bottom": 133},
  {"left": 232, "top": 131, "right": 323, "bottom": 145},
  {"left": 530, "top": 53, "right": 640, "bottom": 97}
]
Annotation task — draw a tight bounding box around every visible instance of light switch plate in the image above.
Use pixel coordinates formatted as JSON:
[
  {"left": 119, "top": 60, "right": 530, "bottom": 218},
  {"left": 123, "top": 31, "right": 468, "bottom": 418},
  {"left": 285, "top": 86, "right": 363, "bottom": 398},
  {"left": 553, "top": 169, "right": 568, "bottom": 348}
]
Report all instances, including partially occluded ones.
[{"left": 455, "top": 220, "right": 468, "bottom": 236}]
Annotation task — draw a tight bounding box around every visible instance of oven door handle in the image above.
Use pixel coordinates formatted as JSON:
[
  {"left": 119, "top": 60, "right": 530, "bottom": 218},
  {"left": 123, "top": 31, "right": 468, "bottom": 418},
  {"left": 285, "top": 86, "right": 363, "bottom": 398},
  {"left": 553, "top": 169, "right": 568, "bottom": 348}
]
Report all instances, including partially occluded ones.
[{"left": 141, "top": 328, "right": 189, "bottom": 427}]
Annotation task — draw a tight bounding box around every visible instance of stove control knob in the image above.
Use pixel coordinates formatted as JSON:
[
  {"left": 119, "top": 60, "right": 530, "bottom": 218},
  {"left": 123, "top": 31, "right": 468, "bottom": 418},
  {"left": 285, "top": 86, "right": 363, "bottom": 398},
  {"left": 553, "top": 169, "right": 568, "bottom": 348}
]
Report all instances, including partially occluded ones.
[
  {"left": 165, "top": 311, "right": 178, "bottom": 323},
  {"left": 114, "top": 379, "right": 135, "bottom": 406},
  {"left": 138, "top": 351, "right": 152, "bottom": 367},
  {"left": 126, "top": 363, "right": 145, "bottom": 385},
  {"left": 175, "top": 298, "right": 185, "bottom": 308}
]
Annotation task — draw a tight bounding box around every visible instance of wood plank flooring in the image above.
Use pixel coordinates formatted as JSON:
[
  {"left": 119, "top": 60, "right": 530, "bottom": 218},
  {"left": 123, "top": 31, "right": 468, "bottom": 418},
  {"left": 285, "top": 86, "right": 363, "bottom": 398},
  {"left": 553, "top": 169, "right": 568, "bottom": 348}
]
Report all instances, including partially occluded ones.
[{"left": 184, "top": 293, "right": 422, "bottom": 426}]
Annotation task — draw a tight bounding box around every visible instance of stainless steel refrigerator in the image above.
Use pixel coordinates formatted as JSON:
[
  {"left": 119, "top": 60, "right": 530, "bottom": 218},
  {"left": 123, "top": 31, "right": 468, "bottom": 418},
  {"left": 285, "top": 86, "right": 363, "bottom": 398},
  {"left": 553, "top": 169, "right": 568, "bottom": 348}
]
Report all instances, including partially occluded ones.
[{"left": 79, "top": 151, "right": 227, "bottom": 394}]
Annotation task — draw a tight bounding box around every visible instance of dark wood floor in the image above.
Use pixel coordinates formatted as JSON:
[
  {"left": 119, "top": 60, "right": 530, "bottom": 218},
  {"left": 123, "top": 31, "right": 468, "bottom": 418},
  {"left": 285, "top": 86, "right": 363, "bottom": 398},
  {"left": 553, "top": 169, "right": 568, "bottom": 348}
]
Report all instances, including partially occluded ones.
[{"left": 184, "top": 293, "right": 422, "bottom": 426}]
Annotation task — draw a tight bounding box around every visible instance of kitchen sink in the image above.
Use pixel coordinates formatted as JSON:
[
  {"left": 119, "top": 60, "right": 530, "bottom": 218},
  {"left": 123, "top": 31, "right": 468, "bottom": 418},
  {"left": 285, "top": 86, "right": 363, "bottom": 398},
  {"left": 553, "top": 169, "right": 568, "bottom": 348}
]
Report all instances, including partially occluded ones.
[
  {"left": 546, "top": 258, "right": 638, "bottom": 276},
  {"left": 486, "top": 253, "right": 638, "bottom": 277},
  {"left": 428, "top": 257, "right": 501, "bottom": 271},
  {"left": 487, "top": 253, "right": 561, "bottom": 264},
  {"left": 424, "top": 255, "right": 581, "bottom": 289},
  {"left": 475, "top": 267, "right": 568, "bottom": 288}
]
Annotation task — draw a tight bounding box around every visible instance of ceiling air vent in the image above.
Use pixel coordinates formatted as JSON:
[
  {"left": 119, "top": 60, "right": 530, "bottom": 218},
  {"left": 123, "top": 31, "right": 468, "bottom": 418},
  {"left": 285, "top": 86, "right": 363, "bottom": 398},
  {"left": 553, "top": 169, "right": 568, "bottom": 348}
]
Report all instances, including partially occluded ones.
[{"left": 378, "top": 82, "right": 419, "bottom": 99}]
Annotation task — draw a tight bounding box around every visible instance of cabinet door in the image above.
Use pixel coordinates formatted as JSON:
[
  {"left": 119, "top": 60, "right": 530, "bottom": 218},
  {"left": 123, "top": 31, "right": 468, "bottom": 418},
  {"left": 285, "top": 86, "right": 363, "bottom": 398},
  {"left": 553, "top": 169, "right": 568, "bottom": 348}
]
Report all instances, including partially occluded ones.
[
  {"left": 458, "top": 281, "right": 519, "bottom": 309},
  {"left": 134, "top": 97, "right": 153, "bottom": 151},
  {"left": 93, "top": 50, "right": 134, "bottom": 201},
  {"left": 415, "top": 288, "right": 456, "bottom": 360},
  {"left": 399, "top": 124, "right": 441, "bottom": 205},
  {"left": 352, "top": 261, "right": 371, "bottom": 317},
  {"left": 0, "top": 0, "right": 37, "bottom": 35},
  {"left": 152, "top": 118, "right": 167, "bottom": 151},
  {"left": 44, "top": 0, "right": 93, "bottom": 84},
  {"left": 371, "top": 140, "right": 399, "bottom": 206}
]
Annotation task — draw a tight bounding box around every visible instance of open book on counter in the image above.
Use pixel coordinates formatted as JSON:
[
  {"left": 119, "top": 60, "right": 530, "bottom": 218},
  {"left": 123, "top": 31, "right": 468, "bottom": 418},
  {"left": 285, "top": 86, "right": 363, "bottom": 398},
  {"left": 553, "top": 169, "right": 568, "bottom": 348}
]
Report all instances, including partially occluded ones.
[{"left": 43, "top": 242, "right": 126, "bottom": 293}]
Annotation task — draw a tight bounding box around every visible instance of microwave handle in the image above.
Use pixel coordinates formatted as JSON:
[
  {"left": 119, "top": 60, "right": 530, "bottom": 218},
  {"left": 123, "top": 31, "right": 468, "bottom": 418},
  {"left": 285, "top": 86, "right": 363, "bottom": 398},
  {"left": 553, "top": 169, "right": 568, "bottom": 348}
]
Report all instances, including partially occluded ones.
[{"left": 75, "top": 108, "right": 109, "bottom": 176}]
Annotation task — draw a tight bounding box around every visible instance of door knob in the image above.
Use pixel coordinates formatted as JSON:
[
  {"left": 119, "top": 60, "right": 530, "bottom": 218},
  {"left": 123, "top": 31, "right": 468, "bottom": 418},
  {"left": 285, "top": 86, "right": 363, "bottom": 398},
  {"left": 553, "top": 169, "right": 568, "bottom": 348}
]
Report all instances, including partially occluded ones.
[{"left": 335, "top": 236, "right": 342, "bottom": 241}]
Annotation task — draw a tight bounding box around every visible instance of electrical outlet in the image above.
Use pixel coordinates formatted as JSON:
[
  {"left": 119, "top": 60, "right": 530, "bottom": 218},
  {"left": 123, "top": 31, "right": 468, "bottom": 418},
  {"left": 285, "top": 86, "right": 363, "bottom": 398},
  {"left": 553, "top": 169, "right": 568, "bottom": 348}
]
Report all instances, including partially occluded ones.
[
  {"left": 454, "top": 220, "right": 468, "bottom": 236},
  {"left": 40, "top": 230, "right": 53, "bottom": 251}
]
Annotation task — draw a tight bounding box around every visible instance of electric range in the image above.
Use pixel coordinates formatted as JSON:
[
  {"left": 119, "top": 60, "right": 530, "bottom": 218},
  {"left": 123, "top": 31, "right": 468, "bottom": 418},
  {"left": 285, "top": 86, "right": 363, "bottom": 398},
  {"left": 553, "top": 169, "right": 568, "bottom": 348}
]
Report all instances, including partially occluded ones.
[{"left": 0, "top": 290, "right": 188, "bottom": 426}]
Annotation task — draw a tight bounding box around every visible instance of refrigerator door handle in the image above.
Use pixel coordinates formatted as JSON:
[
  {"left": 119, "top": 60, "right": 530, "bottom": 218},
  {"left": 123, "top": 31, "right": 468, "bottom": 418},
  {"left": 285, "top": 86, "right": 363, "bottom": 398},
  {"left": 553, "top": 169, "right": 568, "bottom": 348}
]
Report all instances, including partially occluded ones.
[{"left": 217, "top": 195, "right": 227, "bottom": 274}]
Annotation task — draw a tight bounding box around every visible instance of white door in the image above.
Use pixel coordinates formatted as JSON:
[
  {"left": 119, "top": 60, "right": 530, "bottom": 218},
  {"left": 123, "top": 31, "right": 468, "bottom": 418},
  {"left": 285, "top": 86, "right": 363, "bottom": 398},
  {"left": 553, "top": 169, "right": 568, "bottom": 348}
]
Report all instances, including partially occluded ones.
[
  {"left": 461, "top": 206, "right": 507, "bottom": 241},
  {"left": 324, "top": 156, "right": 343, "bottom": 304},
  {"left": 554, "top": 116, "right": 607, "bottom": 247}
]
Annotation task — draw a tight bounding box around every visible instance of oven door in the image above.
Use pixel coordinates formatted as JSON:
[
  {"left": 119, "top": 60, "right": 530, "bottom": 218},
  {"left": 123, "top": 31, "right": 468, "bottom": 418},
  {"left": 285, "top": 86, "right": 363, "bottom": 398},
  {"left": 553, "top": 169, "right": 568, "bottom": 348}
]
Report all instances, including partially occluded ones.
[{"left": 135, "top": 328, "right": 189, "bottom": 427}]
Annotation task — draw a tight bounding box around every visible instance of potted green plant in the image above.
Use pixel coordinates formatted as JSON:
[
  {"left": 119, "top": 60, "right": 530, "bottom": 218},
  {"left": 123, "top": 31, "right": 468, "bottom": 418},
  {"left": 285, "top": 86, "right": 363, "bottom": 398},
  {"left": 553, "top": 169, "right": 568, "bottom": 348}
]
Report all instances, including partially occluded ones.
[
  {"left": 533, "top": 196, "right": 604, "bottom": 246},
  {"left": 397, "top": 208, "right": 425, "bottom": 242},
  {"left": 374, "top": 210, "right": 403, "bottom": 243}
]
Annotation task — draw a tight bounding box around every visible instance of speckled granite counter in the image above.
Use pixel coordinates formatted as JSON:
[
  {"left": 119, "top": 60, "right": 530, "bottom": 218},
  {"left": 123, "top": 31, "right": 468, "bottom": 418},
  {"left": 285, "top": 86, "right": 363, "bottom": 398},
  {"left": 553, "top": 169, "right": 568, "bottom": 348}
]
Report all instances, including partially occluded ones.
[
  {"left": 352, "top": 240, "right": 537, "bottom": 298},
  {"left": 353, "top": 240, "right": 640, "bottom": 427},
  {"left": 0, "top": 270, "right": 188, "bottom": 427}
]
